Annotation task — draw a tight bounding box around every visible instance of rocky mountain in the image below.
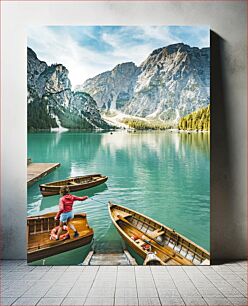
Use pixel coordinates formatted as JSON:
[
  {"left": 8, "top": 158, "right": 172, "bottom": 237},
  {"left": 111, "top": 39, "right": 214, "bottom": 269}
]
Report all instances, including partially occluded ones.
[
  {"left": 27, "top": 47, "right": 109, "bottom": 130},
  {"left": 76, "top": 62, "right": 140, "bottom": 110},
  {"left": 77, "top": 43, "right": 210, "bottom": 122}
]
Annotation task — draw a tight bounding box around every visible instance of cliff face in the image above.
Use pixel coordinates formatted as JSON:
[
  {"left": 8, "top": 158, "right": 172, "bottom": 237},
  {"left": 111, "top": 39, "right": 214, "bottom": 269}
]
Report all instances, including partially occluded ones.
[
  {"left": 78, "top": 43, "right": 210, "bottom": 122},
  {"left": 27, "top": 47, "right": 109, "bottom": 130},
  {"left": 76, "top": 62, "right": 141, "bottom": 110}
]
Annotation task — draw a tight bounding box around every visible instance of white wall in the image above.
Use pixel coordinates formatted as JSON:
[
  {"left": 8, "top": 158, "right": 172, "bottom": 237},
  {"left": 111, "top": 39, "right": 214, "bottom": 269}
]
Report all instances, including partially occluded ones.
[{"left": 1, "top": 1, "right": 247, "bottom": 260}]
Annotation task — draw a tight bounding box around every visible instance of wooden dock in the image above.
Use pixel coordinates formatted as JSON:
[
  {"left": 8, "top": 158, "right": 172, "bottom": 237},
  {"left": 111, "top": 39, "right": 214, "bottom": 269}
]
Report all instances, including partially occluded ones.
[
  {"left": 82, "top": 250, "right": 137, "bottom": 266},
  {"left": 27, "top": 163, "right": 60, "bottom": 186}
]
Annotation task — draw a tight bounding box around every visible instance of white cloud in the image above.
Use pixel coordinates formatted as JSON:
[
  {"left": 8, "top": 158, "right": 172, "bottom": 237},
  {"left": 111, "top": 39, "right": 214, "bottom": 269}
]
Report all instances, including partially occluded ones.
[
  {"left": 28, "top": 26, "right": 118, "bottom": 87},
  {"left": 28, "top": 26, "right": 209, "bottom": 88},
  {"left": 136, "top": 26, "right": 179, "bottom": 44},
  {"left": 100, "top": 26, "right": 179, "bottom": 66},
  {"left": 101, "top": 31, "right": 154, "bottom": 65},
  {"left": 198, "top": 31, "right": 210, "bottom": 48}
]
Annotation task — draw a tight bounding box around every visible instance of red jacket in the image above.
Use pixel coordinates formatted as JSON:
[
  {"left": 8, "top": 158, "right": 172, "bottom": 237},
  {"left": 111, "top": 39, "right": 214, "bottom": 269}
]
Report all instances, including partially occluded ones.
[{"left": 55, "top": 194, "right": 88, "bottom": 219}]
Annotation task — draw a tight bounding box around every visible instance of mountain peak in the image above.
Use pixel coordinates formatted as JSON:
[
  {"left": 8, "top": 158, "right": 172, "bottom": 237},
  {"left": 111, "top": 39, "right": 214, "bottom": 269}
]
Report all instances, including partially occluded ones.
[
  {"left": 27, "top": 47, "right": 47, "bottom": 66},
  {"left": 27, "top": 47, "right": 110, "bottom": 130},
  {"left": 27, "top": 47, "right": 37, "bottom": 58},
  {"left": 112, "top": 61, "right": 138, "bottom": 75},
  {"left": 78, "top": 43, "right": 210, "bottom": 120},
  {"left": 150, "top": 43, "right": 199, "bottom": 58},
  {"left": 114, "top": 62, "right": 137, "bottom": 69},
  {"left": 77, "top": 61, "right": 140, "bottom": 110}
]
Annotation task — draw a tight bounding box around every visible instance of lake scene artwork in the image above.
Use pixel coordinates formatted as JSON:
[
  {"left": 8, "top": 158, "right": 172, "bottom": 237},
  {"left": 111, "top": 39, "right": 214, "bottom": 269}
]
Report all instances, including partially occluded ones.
[{"left": 27, "top": 26, "right": 210, "bottom": 266}]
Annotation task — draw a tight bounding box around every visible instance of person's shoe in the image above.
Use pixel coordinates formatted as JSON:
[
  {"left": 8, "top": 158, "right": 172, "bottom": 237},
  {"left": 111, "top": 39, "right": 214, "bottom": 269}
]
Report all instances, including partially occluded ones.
[{"left": 73, "top": 231, "right": 79, "bottom": 238}]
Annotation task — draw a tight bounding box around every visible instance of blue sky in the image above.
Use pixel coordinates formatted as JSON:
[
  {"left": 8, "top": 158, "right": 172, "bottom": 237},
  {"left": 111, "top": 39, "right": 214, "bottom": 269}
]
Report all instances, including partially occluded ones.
[{"left": 28, "top": 26, "right": 209, "bottom": 87}]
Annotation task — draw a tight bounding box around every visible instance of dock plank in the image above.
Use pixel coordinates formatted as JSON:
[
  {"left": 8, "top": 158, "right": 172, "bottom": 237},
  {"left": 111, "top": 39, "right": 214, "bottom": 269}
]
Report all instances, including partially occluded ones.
[
  {"left": 89, "top": 253, "right": 130, "bottom": 266},
  {"left": 82, "top": 251, "right": 138, "bottom": 266},
  {"left": 27, "top": 163, "right": 60, "bottom": 186}
]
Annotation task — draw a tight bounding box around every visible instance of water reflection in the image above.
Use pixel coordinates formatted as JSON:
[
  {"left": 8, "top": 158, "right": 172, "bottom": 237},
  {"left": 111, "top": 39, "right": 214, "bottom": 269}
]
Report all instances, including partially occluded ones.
[
  {"left": 178, "top": 132, "right": 210, "bottom": 158},
  {"left": 28, "top": 132, "right": 103, "bottom": 167},
  {"left": 28, "top": 131, "right": 210, "bottom": 253}
]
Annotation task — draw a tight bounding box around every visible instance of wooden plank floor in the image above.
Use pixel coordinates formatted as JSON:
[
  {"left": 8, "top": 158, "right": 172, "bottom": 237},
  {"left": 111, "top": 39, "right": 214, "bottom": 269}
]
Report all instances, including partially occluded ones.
[{"left": 27, "top": 163, "right": 60, "bottom": 186}]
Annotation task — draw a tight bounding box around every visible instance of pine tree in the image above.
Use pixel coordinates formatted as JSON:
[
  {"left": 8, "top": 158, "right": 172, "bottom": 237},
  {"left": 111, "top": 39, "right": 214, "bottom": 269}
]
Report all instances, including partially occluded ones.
[{"left": 178, "top": 105, "right": 210, "bottom": 132}]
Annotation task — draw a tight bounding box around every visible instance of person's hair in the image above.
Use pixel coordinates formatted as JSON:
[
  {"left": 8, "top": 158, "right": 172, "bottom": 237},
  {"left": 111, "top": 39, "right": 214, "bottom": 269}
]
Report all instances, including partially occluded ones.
[{"left": 60, "top": 186, "right": 70, "bottom": 196}]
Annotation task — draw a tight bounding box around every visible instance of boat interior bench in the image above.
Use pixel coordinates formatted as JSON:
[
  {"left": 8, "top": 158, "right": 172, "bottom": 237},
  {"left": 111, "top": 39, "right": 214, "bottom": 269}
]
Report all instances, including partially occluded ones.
[
  {"left": 149, "top": 228, "right": 165, "bottom": 239},
  {"left": 114, "top": 211, "right": 132, "bottom": 221},
  {"left": 68, "top": 181, "right": 78, "bottom": 185}
]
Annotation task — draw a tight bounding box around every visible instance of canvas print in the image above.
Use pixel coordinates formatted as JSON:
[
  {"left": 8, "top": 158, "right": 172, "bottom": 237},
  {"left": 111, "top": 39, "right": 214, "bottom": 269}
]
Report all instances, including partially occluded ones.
[{"left": 27, "top": 26, "right": 210, "bottom": 265}]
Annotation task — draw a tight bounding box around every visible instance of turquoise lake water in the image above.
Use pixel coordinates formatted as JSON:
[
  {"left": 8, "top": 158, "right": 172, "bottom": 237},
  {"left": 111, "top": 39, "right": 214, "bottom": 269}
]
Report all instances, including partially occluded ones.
[{"left": 27, "top": 131, "right": 210, "bottom": 262}]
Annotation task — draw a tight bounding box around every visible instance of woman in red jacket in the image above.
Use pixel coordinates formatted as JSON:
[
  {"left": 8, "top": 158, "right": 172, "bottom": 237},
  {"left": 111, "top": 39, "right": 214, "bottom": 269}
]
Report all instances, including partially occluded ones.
[{"left": 55, "top": 186, "right": 88, "bottom": 240}]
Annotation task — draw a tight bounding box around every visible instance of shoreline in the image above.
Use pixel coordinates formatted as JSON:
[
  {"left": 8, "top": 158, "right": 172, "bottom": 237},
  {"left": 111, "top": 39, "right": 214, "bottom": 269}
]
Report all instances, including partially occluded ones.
[
  {"left": 27, "top": 128, "right": 210, "bottom": 133},
  {"left": 171, "top": 128, "right": 210, "bottom": 133}
]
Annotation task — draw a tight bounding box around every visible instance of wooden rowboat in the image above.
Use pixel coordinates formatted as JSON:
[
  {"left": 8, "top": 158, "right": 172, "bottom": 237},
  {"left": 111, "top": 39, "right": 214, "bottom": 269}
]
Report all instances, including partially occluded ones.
[
  {"left": 108, "top": 202, "right": 210, "bottom": 266},
  {"left": 27, "top": 212, "right": 94, "bottom": 263},
  {"left": 39, "top": 174, "right": 108, "bottom": 197}
]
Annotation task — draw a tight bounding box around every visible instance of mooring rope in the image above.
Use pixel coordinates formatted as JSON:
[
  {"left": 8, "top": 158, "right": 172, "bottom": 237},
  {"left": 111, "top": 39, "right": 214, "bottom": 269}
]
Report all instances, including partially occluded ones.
[{"left": 89, "top": 197, "right": 108, "bottom": 205}]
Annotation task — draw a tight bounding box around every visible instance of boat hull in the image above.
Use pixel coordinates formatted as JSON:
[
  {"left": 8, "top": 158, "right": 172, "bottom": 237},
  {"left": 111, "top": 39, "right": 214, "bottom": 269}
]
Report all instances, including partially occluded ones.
[
  {"left": 115, "top": 225, "right": 147, "bottom": 260},
  {"left": 27, "top": 233, "right": 93, "bottom": 263},
  {"left": 27, "top": 212, "right": 94, "bottom": 263},
  {"left": 108, "top": 202, "right": 210, "bottom": 266},
  {"left": 30, "top": 243, "right": 93, "bottom": 265},
  {"left": 39, "top": 174, "right": 108, "bottom": 197}
]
